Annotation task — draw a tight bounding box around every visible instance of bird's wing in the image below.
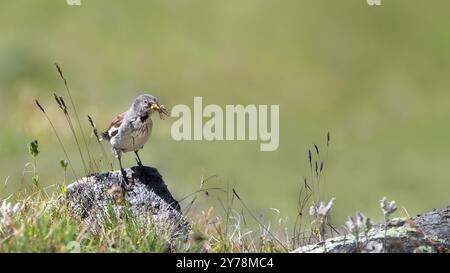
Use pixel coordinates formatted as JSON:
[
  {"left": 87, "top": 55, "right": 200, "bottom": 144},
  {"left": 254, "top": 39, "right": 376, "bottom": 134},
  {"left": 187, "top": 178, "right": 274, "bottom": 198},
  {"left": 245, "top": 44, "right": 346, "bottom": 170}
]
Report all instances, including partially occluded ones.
[{"left": 101, "top": 112, "right": 126, "bottom": 141}]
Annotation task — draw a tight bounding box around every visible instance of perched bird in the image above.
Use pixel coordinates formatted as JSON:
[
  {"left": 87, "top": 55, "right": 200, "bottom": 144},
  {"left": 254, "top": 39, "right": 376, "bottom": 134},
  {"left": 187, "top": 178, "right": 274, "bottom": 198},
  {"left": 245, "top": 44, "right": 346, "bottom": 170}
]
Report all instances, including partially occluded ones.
[{"left": 101, "top": 94, "right": 169, "bottom": 184}]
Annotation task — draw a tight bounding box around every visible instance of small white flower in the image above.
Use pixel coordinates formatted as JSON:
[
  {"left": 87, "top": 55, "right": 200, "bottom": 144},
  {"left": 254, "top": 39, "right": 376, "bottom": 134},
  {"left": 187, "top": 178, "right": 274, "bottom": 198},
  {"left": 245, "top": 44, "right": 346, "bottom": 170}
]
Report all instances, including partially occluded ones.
[
  {"left": 320, "top": 197, "right": 336, "bottom": 217},
  {"left": 356, "top": 212, "right": 365, "bottom": 229},
  {"left": 309, "top": 197, "right": 336, "bottom": 218},
  {"left": 0, "top": 200, "right": 23, "bottom": 218},
  {"left": 345, "top": 216, "right": 355, "bottom": 232},
  {"left": 6, "top": 202, "right": 12, "bottom": 212},
  {"left": 345, "top": 212, "right": 374, "bottom": 234},
  {"left": 380, "top": 196, "right": 397, "bottom": 217},
  {"left": 12, "top": 203, "right": 23, "bottom": 213},
  {"left": 309, "top": 205, "right": 317, "bottom": 217}
]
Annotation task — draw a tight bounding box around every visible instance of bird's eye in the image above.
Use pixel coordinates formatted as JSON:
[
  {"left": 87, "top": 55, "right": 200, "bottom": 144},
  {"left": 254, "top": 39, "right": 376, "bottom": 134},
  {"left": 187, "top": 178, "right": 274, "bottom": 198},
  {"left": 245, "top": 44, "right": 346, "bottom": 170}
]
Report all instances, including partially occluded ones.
[{"left": 144, "top": 100, "right": 148, "bottom": 104}]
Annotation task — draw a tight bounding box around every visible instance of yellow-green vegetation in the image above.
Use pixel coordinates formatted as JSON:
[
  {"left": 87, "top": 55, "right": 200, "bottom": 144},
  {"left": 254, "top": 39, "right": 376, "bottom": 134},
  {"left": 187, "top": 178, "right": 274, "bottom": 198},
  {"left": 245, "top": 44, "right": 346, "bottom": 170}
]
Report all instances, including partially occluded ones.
[
  {"left": 1, "top": 0, "right": 450, "bottom": 237},
  {"left": 0, "top": 193, "right": 174, "bottom": 252},
  {"left": 0, "top": 190, "right": 289, "bottom": 253},
  {"left": 1, "top": 140, "right": 294, "bottom": 253},
  {"left": 1, "top": 142, "right": 443, "bottom": 253}
]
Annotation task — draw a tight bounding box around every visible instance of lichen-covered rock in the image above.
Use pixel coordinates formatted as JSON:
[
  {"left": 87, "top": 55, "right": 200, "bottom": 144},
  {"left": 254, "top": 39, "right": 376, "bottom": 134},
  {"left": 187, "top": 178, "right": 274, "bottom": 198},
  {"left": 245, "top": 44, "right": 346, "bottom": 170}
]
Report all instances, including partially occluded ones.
[
  {"left": 414, "top": 206, "right": 450, "bottom": 244},
  {"left": 292, "top": 206, "right": 450, "bottom": 253},
  {"left": 65, "top": 166, "right": 190, "bottom": 246}
]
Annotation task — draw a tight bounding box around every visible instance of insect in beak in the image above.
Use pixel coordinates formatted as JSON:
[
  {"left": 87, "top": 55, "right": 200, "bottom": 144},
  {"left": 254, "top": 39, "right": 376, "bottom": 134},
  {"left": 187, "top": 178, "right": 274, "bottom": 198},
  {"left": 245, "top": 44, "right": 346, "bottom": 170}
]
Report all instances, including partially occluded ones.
[
  {"left": 151, "top": 103, "right": 170, "bottom": 119},
  {"left": 158, "top": 105, "right": 170, "bottom": 120}
]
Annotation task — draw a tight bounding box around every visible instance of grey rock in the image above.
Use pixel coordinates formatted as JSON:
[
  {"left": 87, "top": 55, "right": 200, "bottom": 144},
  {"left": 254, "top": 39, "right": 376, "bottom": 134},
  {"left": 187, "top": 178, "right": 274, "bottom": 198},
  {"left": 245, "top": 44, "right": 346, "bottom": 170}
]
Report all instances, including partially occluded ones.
[
  {"left": 65, "top": 166, "right": 190, "bottom": 246},
  {"left": 292, "top": 205, "right": 450, "bottom": 253}
]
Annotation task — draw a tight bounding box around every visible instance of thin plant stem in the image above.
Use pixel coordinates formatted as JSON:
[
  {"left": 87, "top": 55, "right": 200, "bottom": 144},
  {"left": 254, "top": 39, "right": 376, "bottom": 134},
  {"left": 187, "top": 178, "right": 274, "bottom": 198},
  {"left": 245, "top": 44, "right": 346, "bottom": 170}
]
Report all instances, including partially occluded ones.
[
  {"left": 35, "top": 100, "right": 78, "bottom": 181},
  {"left": 88, "top": 115, "right": 112, "bottom": 171},
  {"left": 55, "top": 94, "right": 88, "bottom": 174},
  {"left": 232, "top": 188, "right": 288, "bottom": 252},
  {"left": 55, "top": 63, "right": 93, "bottom": 174}
]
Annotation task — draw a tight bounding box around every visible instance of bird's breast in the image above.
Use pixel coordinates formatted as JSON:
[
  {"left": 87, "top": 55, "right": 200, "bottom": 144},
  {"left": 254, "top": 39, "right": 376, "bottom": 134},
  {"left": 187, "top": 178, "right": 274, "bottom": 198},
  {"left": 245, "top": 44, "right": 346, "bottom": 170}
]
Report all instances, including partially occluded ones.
[{"left": 111, "top": 117, "right": 153, "bottom": 152}]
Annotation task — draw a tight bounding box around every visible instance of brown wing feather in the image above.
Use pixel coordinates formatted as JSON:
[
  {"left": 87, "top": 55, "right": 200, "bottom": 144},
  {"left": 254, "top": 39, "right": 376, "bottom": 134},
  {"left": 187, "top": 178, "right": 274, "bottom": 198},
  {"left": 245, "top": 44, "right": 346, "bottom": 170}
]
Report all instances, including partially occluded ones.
[{"left": 101, "top": 112, "right": 126, "bottom": 141}]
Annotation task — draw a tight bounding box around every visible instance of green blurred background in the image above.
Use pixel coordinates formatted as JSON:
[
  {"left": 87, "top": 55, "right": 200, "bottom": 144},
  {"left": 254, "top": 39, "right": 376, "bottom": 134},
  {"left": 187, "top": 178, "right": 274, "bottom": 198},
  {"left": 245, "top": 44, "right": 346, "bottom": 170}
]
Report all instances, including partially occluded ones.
[{"left": 1, "top": 0, "right": 449, "bottom": 226}]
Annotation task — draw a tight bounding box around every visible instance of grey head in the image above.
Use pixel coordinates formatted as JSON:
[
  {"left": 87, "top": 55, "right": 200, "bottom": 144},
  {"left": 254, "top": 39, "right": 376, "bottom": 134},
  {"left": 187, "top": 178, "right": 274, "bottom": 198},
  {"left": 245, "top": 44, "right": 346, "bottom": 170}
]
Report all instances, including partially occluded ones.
[
  {"left": 131, "top": 94, "right": 158, "bottom": 116},
  {"left": 131, "top": 94, "right": 169, "bottom": 118}
]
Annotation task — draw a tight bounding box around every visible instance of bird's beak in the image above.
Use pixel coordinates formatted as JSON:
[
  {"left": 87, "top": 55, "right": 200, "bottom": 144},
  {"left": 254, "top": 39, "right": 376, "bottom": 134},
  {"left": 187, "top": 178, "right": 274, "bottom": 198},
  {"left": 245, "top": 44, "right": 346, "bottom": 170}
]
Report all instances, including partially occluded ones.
[{"left": 150, "top": 103, "right": 160, "bottom": 111}]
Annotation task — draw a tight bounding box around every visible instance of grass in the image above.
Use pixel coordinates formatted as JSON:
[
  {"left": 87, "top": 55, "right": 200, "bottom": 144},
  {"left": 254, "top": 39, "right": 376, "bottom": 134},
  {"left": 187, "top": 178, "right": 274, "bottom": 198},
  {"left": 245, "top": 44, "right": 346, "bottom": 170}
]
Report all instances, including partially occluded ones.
[
  {"left": 0, "top": 191, "right": 173, "bottom": 252},
  {"left": 0, "top": 185, "right": 293, "bottom": 253},
  {"left": 0, "top": 133, "right": 348, "bottom": 253},
  {"left": 0, "top": 137, "right": 305, "bottom": 253},
  {"left": 0, "top": 107, "right": 403, "bottom": 253},
  {"left": 0, "top": 171, "right": 407, "bottom": 253},
  {"left": 2, "top": 1, "right": 450, "bottom": 225},
  {"left": 0, "top": 133, "right": 425, "bottom": 253},
  {"left": 1, "top": 0, "right": 449, "bottom": 252}
]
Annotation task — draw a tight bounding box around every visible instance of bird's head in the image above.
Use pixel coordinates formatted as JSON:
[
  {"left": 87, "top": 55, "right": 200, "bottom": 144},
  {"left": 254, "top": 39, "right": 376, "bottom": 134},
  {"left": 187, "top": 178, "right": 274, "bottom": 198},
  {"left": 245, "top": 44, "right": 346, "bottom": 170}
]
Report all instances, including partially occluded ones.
[{"left": 132, "top": 94, "right": 170, "bottom": 119}]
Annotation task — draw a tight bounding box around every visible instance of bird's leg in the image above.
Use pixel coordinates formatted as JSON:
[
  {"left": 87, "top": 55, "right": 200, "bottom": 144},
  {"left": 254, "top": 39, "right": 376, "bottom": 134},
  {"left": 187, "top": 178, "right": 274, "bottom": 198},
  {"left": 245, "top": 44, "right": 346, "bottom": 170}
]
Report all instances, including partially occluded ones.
[
  {"left": 118, "top": 154, "right": 128, "bottom": 189},
  {"left": 110, "top": 155, "right": 115, "bottom": 171},
  {"left": 134, "top": 150, "right": 143, "bottom": 167}
]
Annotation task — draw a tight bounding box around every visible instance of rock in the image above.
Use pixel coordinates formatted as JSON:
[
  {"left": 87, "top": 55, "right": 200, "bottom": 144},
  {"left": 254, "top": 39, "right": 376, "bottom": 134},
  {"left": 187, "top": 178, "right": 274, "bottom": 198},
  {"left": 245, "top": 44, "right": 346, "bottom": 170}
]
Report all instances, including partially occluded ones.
[
  {"left": 414, "top": 205, "right": 450, "bottom": 243},
  {"left": 292, "top": 205, "right": 450, "bottom": 253},
  {"left": 65, "top": 166, "right": 190, "bottom": 247}
]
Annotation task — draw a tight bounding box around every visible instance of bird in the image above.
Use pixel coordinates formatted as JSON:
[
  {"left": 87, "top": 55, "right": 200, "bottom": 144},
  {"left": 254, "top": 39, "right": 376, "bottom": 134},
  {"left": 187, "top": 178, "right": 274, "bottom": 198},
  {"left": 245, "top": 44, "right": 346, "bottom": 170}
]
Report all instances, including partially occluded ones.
[{"left": 101, "top": 94, "right": 169, "bottom": 186}]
